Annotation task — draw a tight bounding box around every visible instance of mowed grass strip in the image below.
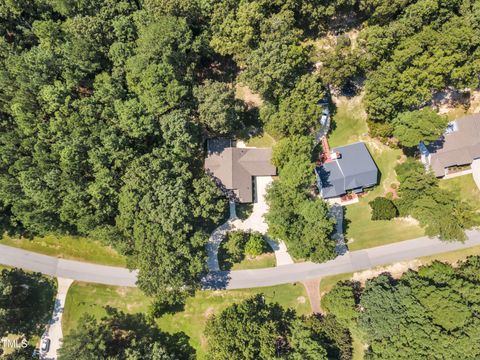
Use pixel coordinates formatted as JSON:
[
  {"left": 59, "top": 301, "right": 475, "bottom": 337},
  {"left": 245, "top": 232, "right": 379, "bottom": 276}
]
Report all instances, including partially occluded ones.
[
  {"left": 63, "top": 282, "right": 310, "bottom": 359},
  {"left": 0, "top": 234, "right": 126, "bottom": 267}
]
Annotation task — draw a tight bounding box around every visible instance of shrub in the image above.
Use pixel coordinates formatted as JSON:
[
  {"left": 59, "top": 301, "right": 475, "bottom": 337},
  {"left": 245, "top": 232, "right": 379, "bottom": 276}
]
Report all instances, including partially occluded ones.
[
  {"left": 244, "top": 232, "right": 268, "bottom": 256},
  {"left": 224, "top": 230, "right": 248, "bottom": 263},
  {"left": 369, "top": 197, "right": 398, "bottom": 220}
]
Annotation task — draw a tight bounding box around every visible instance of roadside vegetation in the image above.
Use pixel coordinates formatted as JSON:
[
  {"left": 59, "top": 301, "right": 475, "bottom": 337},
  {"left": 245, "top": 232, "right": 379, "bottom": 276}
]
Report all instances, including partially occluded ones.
[
  {"left": 322, "top": 257, "right": 480, "bottom": 359},
  {"left": 0, "top": 234, "right": 126, "bottom": 267}
]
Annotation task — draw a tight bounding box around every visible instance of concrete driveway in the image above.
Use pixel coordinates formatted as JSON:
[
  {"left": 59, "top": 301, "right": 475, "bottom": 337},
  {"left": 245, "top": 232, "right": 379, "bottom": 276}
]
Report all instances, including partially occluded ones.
[
  {"left": 472, "top": 159, "right": 480, "bottom": 191},
  {"left": 41, "top": 278, "right": 73, "bottom": 360}
]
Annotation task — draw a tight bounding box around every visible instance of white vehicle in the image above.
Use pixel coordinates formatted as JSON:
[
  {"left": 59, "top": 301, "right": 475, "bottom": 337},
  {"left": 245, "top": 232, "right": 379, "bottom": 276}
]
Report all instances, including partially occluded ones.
[
  {"left": 320, "top": 108, "right": 330, "bottom": 126},
  {"left": 40, "top": 338, "right": 50, "bottom": 353}
]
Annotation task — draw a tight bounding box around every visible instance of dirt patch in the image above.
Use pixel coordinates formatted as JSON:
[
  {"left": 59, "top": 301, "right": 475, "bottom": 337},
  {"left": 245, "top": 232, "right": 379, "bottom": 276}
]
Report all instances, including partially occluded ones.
[
  {"left": 396, "top": 216, "right": 420, "bottom": 226},
  {"left": 469, "top": 90, "right": 480, "bottom": 114},
  {"left": 116, "top": 287, "right": 128, "bottom": 297},
  {"left": 204, "top": 306, "right": 215, "bottom": 319},
  {"left": 235, "top": 83, "right": 263, "bottom": 108},
  {"left": 352, "top": 260, "right": 422, "bottom": 285},
  {"left": 297, "top": 296, "right": 306, "bottom": 304}
]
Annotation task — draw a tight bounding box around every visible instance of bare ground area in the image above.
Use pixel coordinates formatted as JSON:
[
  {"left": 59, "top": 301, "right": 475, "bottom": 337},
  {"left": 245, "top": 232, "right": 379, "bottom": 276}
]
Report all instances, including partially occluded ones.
[{"left": 235, "top": 83, "right": 263, "bottom": 108}]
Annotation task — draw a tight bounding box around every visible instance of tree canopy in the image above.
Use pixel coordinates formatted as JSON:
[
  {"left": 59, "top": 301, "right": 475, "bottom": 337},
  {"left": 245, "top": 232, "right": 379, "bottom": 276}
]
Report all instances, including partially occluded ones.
[
  {"left": 324, "top": 258, "right": 480, "bottom": 359},
  {"left": 0, "top": 268, "right": 55, "bottom": 337},
  {"left": 205, "top": 294, "right": 351, "bottom": 360}
]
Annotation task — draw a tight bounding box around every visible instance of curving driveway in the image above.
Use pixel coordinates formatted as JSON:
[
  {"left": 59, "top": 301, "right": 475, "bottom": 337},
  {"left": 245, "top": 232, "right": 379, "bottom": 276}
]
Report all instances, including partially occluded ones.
[{"left": 2, "top": 230, "right": 480, "bottom": 290}]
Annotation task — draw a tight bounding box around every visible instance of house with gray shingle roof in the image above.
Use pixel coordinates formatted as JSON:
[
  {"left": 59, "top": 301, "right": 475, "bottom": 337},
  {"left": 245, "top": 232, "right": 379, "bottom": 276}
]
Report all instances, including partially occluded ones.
[
  {"left": 315, "top": 142, "right": 379, "bottom": 199},
  {"left": 421, "top": 114, "right": 480, "bottom": 177},
  {"left": 205, "top": 139, "right": 276, "bottom": 203}
]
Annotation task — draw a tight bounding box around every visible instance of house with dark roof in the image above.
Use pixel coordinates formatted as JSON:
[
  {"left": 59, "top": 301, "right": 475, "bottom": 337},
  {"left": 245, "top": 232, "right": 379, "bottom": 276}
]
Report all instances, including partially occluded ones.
[
  {"left": 420, "top": 114, "right": 480, "bottom": 177},
  {"left": 315, "top": 142, "right": 379, "bottom": 199},
  {"left": 205, "top": 139, "right": 277, "bottom": 203}
]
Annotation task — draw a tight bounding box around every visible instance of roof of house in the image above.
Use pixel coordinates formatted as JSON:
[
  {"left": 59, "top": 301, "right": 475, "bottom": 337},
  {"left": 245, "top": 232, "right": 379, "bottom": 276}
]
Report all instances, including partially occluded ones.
[
  {"left": 316, "top": 142, "right": 378, "bottom": 198},
  {"left": 428, "top": 114, "right": 480, "bottom": 176},
  {"left": 205, "top": 140, "right": 276, "bottom": 203}
]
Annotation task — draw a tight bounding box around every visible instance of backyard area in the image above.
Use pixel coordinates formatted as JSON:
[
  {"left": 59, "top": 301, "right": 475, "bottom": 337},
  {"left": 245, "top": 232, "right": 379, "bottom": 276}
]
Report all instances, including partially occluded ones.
[
  {"left": 62, "top": 282, "right": 310, "bottom": 359},
  {"left": 328, "top": 95, "right": 425, "bottom": 250},
  {"left": 0, "top": 234, "right": 126, "bottom": 267}
]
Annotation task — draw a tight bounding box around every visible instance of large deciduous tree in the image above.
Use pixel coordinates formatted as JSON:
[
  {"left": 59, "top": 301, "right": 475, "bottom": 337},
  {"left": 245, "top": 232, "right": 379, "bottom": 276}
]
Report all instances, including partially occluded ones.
[{"left": 0, "top": 269, "right": 55, "bottom": 337}]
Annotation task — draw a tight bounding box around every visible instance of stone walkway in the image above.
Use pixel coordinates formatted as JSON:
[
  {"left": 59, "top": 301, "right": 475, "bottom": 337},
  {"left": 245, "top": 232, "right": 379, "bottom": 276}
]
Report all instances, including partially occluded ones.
[{"left": 206, "top": 176, "right": 293, "bottom": 272}]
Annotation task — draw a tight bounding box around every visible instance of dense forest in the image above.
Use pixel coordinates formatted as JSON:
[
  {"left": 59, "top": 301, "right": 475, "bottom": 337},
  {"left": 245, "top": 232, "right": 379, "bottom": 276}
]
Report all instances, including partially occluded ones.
[
  {"left": 0, "top": 0, "right": 479, "bottom": 303},
  {"left": 322, "top": 257, "right": 480, "bottom": 359}
]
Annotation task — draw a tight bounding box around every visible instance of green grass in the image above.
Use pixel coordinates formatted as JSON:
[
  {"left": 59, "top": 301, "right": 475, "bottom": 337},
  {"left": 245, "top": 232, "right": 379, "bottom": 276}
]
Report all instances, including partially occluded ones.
[
  {"left": 62, "top": 282, "right": 151, "bottom": 336},
  {"left": 319, "top": 273, "right": 353, "bottom": 295},
  {"left": 246, "top": 132, "right": 276, "bottom": 148},
  {"left": 218, "top": 244, "right": 276, "bottom": 271},
  {"left": 329, "top": 96, "right": 425, "bottom": 250},
  {"left": 0, "top": 234, "right": 126, "bottom": 267},
  {"left": 230, "top": 253, "right": 276, "bottom": 270},
  {"left": 63, "top": 282, "right": 310, "bottom": 359},
  {"left": 439, "top": 174, "right": 480, "bottom": 212},
  {"left": 157, "top": 284, "right": 310, "bottom": 359},
  {"left": 328, "top": 95, "right": 368, "bottom": 148}
]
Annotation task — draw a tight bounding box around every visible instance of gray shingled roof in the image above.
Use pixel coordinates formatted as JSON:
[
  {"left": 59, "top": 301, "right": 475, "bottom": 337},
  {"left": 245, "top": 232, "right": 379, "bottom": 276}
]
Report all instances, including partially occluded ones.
[
  {"left": 316, "top": 142, "right": 378, "bottom": 198},
  {"left": 428, "top": 114, "right": 480, "bottom": 177},
  {"left": 205, "top": 141, "right": 276, "bottom": 203}
]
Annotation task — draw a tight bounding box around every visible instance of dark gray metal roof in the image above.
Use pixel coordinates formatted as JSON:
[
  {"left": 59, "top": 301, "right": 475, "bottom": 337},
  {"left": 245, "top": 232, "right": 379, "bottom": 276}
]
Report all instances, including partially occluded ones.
[{"left": 316, "top": 142, "right": 378, "bottom": 198}]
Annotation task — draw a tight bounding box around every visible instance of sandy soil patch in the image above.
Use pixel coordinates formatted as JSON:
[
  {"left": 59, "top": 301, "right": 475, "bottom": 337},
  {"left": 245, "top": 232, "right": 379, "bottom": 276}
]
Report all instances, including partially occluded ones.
[
  {"left": 352, "top": 260, "right": 422, "bottom": 285},
  {"left": 235, "top": 83, "right": 263, "bottom": 108},
  {"left": 297, "top": 296, "right": 306, "bottom": 304},
  {"left": 204, "top": 306, "right": 215, "bottom": 319},
  {"left": 396, "top": 216, "right": 420, "bottom": 226}
]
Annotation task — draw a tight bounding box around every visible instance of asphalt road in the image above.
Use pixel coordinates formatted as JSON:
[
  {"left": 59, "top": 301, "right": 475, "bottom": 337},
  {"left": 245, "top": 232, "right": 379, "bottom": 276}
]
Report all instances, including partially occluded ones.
[{"left": 2, "top": 230, "right": 480, "bottom": 289}]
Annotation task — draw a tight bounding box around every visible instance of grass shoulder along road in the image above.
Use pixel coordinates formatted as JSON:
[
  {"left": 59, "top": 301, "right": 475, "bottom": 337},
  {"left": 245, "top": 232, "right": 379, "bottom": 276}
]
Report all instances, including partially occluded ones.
[
  {"left": 0, "top": 234, "right": 126, "bottom": 267},
  {"left": 63, "top": 282, "right": 310, "bottom": 360}
]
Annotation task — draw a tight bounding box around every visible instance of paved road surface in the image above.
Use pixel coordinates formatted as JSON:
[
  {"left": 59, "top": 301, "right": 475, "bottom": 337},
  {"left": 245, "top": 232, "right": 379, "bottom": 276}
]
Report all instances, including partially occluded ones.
[
  {"left": 0, "top": 245, "right": 137, "bottom": 286},
  {"left": 2, "top": 230, "right": 480, "bottom": 289}
]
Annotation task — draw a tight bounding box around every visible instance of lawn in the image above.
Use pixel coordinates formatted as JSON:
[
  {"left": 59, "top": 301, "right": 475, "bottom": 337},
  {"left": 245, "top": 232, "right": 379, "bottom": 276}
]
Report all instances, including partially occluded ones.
[
  {"left": 62, "top": 282, "right": 151, "bottom": 336},
  {"left": 218, "top": 242, "right": 276, "bottom": 271},
  {"left": 230, "top": 253, "right": 276, "bottom": 270},
  {"left": 246, "top": 132, "right": 276, "bottom": 148},
  {"left": 0, "top": 234, "right": 126, "bottom": 267},
  {"left": 62, "top": 282, "right": 310, "bottom": 359},
  {"left": 328, "top": 95, "right": 425, "bottom": 250},
  {"left": 328, "top": 94, "right": 368, "bottom": 148},
  {"left": 439, "top": 174, "right": 480, "bottom": 212}
]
